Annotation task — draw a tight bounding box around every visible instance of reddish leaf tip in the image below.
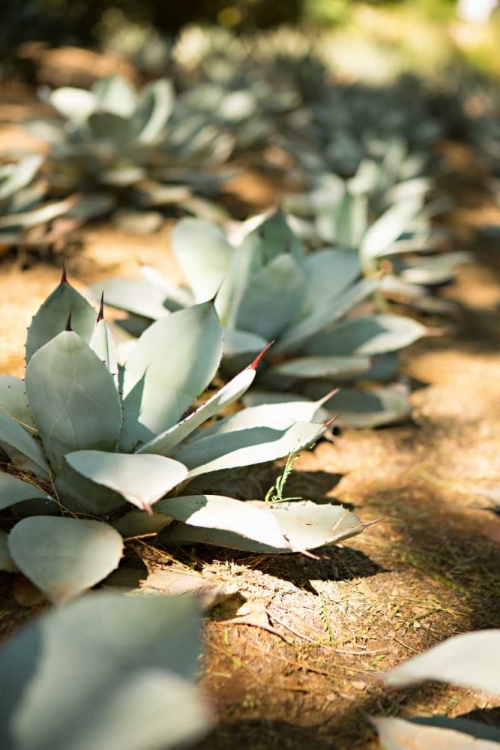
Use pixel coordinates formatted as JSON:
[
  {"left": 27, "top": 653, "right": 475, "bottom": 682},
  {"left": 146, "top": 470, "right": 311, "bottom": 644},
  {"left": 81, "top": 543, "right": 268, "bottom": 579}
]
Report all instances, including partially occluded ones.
[
  {"left": 361, "top": 516, "right": 384, "bottom": 529},
  {"left": 317, "top": 387, "right": 340, "bottom": 407},
  {"left": 323, "top": 412, "right": 342, "bottom": 429},
  {"left": 143, "top": 502, "right": 153, "bottom": 516},
  {"left": 247, "top": 341, "right": 275, "bottom": 371},
  {"left": 65, "top": 310, "right": 73, "bottom": 332}
]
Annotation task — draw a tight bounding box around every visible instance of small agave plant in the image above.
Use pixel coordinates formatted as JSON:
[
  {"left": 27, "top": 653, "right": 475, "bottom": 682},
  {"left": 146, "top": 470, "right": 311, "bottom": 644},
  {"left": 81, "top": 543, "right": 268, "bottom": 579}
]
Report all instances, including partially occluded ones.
[
  {"left": 94, "top": 211, "right": 430, "bottom": 428},
  {"left": 0, "top": 270, "right": 371, "bottom": 602},
  {"left": 284, "top": 165, "right": 470, "bottom": 315},
  {"left": 0, "top": 153, "right": 98, "bottom": 255},
  {"left": 25, "top": 75, "right": 232, "bottom": 222}
]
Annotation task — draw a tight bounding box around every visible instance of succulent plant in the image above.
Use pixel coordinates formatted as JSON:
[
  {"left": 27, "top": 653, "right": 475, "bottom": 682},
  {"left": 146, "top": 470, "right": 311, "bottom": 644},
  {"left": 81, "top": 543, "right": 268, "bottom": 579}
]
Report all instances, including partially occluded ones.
[
  {"left": 0, "top": 591, "right": 212, "bottom": 750},
  {"left": 93, "top": 211, "right": 430, "bottom": 428},
  {"left": 0, "top": 153, "right": 108, "bottom": 255},
  {"left": 25, "top": 75, "right": 233, "bottom": 224},
  {"left": 284, "top": 168, "right": 471, "bottom": 315},
  {"left": 0, "top": 269, "right": 371, "bottom": 602},
  {"left": 373, "top": 628, "right": 500, "bottom": 747}
]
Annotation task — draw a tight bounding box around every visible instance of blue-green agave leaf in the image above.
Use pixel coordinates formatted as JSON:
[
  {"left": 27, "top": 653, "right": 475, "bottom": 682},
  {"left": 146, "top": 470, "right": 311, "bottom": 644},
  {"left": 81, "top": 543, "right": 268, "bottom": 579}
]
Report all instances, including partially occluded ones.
[
  {"left": 66, "top": 451, "right": 188, "bottom": 512},
  {"left": 8, "top": 517, "right": 123, "bottom": 603},
  {"left": 303, "top": 314, "right": 427, "bottom": 357},
  {"left": 89, "top": 278, "right": 169, "bottom": 321},
  {"left": 155, "top": 494, "right": 289, "bottom": 549},
  {"left": 26, "top": 331, "right": 122, "bottom": 470},
  {"left": 304, "top": 384, "right": 412, "bottom": 428},
  {"left": 137, "top": 353, "right": 264, "bottom": 456},
  {"left": 372, "top": 716, "right": 500, "bottom": 750},
  {"left": 265, "top": 355, "right": 371, "bottom": 381},
  {"left": 0, "top": 530, "right": 16, "bottom": 572},
  {"left": 159, "top": 499, "right": 366, "bottom": 554},
  {"left": 0, "top": 472, "right": 52, "bottom": 511},
  {"left": 93, "top": 75, "right": 137, "bottom": 117},
  {"left": 0, "top": 376, "right": 36, "bottom": 432},
  {"left": 361, "top": 198, "right": 422, "bottom": 262},
  {"left": 121, "top": 303, "right": 222, "bottom": 451},
  {"left": 171, "top": 218, "right": 233, "bottom": 303},
  {"left": 0, "top": 155, "right": 43, "bottom": 201},
  {"left": 302, "top": 248, "right": 361, "bottom": 313},
  {"left": 274, "top": 278, "right": 378, "bottom": 355},
  {"left": 26, "top": 276, "right": 97, "bottom": 363},
  {"left": 0, "top": 592, "right": 210, "bottom": 750},
  {"left": 132, "top": 79, "right": 175, "bottom": 143},
  {"left": 0, "top": 409, "right": 49, "bottom": 478},
  {"left": 385, "top": 630, "right": 500, "bottom": 694},
  {"left": 173, "top": 421, "right": 325, "bottom": 479},
  {"left": 234, "top": 254, "right": 306, "bottom": 340},
  {"left": 89, "top": 318, "right": 119, "bottom": 387}
]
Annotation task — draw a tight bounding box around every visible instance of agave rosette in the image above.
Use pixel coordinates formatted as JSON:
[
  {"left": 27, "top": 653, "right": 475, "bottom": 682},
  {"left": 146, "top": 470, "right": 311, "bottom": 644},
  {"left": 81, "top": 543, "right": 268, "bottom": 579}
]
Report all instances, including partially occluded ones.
[
  {"left": 25, "top": 75, "right": 233, "bottom": 222},
  {"left": 0, "top": 270, "right": 371, "bottom": 603},
  {"left": 93, "top": 211, "right": 431, "bottom": 429}
]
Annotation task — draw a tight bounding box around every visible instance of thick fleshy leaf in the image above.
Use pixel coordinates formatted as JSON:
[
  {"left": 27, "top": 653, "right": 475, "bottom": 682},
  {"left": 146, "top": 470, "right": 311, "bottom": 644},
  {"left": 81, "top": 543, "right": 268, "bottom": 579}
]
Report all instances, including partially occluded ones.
[
  {"left": 274, "top": 278, "right": 378, "bottom": 355},
  {"left": 191, "top": 398, "right": 329, "bottom": 442},
  {"left": 0, "top": 155, "right": 43, "bottom": 201},
  {"left": 140, "top": 264, "right": 194, "bottom": 308},
  {"left": 0, "top": 472, "right": 52, "bottom": 511},
  {"left": 0, "top": 593, "right": 209, "bottom": 750},
  {"left": 26, "top": 332, "right": 122, "bottom": 470},
  {"left": 0, "top": 408, "right": 50, "bottom": 478},
  {"left": 305, "top": 384, "right": 413, "bottom": 428},
  {"left": 266, "top": 355, "right": 371, "bottom": 381},
  {"left": 0, "top": 197, "right": 75, "bottom": 229},
  {"left": 55, "top": 463, "right": 127, "bottom": 515},
  {"left": 93, "top": 75, "right": 137, "bottom": 117},
  {"left": 239, "top": 211, "right": 304, "bottom": 266},
  {"left": 400, "top": 251, "right": 472, "bottom": 286},
  {"left": 173, "top": 421, "right": 325, "bottom": 479},
  {"left": 66, "top": 451, "right": 188, "bottom": 511},
  {"left": 121, "top": 303, "right": 222, "bottom": 451},
  {"left": 302, "top": 248, "right": 361, "bottom": 313},
  {"left": 0, "top": 530, "right": 17, "bottom": 572},
  {"left": 222, "top": 328, "right": 268, "bottom": 359},
  {"left": 89, "top": 278, "right": 169, "bottom": 321},
  {"left": 372, "top": 716, "right": 500, "bottom": 750},
  {"left": 156, "top": 494, "right": 289, "bottom": 549},
  {"left": 49, "top": 87, "right": 96, "bottom": 121},
  {"left": 0, "top": 376, "right": 36, "bottom": 431},
  {"left": 171, "top": 218, "right": 233, "bottom": 303},
  {"left": 235, "top": 254, "right": 306, "bottom": 340},
  {"left": 303, "top": 315, "right": 426, "bottom": 357},
  {"left": 385, "top": 630, "right": 500, "bottom": 694},
  {"left": 89, "top": 319, "right": 119, "bottom": 385},
  {"left": 137, "top": 365, "right": 257, "bottom": 456},
  {"left": 8, "top": 517, "right": 123, "bottom": 603},
  {"left": 160, "top": 499, "right": 366, "bottom": 553},
  {"left": 26, "top": 278, "right": 97, "bottom": 363},
  {"left": 361, "top": 198, "right": 422, "bottom": 261},
  {"left": 132, "top": 79, "right": 175, "bottom": 143}
]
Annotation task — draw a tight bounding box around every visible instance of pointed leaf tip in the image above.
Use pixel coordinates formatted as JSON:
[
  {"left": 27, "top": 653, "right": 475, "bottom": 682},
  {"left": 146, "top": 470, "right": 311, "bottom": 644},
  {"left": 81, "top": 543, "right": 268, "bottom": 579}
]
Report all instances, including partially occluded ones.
[
  {"left": 317, "top": 387, "right": 340, "bottom": 407},
  {"left": 60, "top": 260, "right": 68, "bottom": 284},
  {"left": 97, "top": 292, "right": 105, "bottom": 323},
  {"left": 65, "top": 310, "right": 73, "bottom": 332},
  {"left": 247, "top": 341, "right": 275, "bottom": 371},
  {"left": 324, "top": 413, "right": 341, "bottom": 429}
]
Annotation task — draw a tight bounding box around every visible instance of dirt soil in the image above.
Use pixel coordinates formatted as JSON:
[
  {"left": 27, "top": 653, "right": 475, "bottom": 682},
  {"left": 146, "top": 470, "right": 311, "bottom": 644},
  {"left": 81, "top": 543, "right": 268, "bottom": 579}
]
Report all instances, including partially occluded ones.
[{"left": 0, "top": 86, "right": 499, "bottom": 748}]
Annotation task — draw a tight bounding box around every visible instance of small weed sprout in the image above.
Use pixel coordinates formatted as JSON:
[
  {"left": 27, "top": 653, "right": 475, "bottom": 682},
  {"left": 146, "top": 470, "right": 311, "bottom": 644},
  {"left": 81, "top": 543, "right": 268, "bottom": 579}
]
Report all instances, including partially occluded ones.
[{"left": 265, "top": 451, "right": 302, "bottom": 504}]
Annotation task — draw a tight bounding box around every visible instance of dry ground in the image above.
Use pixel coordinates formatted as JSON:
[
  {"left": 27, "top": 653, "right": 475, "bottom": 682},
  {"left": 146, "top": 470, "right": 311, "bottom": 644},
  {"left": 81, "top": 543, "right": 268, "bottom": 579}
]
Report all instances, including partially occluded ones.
[{"left": 0, "top": 83, "right": 499, "bottom": 749}]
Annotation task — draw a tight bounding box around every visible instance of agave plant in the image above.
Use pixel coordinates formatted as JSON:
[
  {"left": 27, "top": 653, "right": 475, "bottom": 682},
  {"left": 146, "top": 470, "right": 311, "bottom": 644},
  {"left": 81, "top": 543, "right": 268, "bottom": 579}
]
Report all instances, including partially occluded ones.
[
  {"left": 284, "top": 169, "right": 470, "bottom": 315},
  {"left": 0, "top": 153, "right": 109, "bottom": 255},
  {"left": 25, "top": 75, "right": 233, "bottom": 223},
  {"left": 0, "top": 592, "right": 212, "bottom": 750},
  {"left": 0, "top": 270, "right": 371, "bottom": 602},
  {"left": 373, "top": 628, "right": 500, "bottom": 748},
  {"left": 93, "top": 212, "right": 430, "bottom": 428}
]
